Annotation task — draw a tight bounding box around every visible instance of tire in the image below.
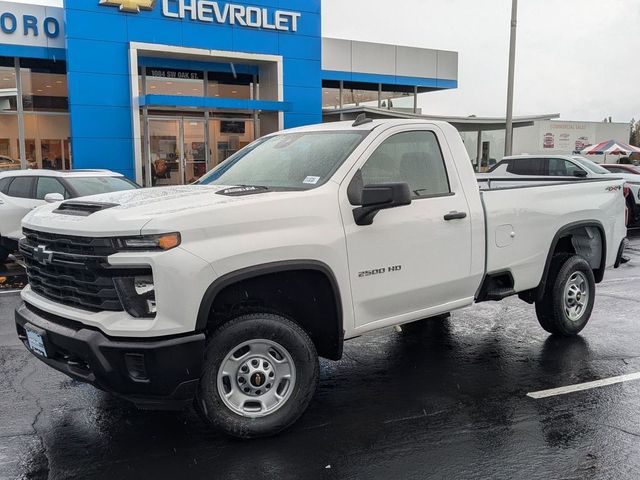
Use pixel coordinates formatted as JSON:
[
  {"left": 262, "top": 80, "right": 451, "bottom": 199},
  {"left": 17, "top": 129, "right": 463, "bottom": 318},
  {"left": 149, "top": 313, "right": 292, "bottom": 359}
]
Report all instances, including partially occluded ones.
[
  {"left": 197, "top": 313, "right": 319, "bottom": 439},
  {"left": 535, "top": 255, "right": 595, "bottom": 336}
]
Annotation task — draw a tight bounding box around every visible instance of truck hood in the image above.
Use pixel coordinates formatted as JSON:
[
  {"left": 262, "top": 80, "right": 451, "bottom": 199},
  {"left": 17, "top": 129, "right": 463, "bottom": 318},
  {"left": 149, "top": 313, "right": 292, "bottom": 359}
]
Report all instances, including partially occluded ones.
[{"left": 22, "top": 185, "right": 294, "bottom": 236}]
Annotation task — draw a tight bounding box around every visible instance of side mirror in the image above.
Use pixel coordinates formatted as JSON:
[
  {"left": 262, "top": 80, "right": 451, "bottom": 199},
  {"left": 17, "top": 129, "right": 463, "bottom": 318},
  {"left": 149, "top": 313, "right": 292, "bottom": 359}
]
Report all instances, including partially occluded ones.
[
  {"left": 353, "top": 183, "right": 412, "bottom": 226},
  {"left": 573, "top": 170, "right": 588, "bottom": 178},
  {"left": 44, "top": 193, "right": 64, "bottom": 203}
]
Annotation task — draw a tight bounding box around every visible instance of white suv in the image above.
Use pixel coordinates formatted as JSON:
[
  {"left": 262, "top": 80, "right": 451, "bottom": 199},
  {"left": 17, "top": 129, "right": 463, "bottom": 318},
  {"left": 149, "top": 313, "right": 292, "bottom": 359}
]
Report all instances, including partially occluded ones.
[
  {"left": 0, "top": 170, "right": 139, "bottom": 263},
  {"left": 485, "top": 155, "right": 640, "bottom": 225}
]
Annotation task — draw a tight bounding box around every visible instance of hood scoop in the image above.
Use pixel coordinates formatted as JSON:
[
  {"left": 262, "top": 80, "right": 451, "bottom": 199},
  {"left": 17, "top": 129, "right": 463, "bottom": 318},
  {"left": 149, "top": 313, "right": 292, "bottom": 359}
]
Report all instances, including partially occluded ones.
[{"left": 53, "top": 201, "right": 119, "bottom": 217}]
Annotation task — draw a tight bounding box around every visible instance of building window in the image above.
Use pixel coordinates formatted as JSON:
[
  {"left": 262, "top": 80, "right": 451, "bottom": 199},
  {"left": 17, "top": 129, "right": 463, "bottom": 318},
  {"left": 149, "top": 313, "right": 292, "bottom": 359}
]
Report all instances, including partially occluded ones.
[
  {"left": 380, "top": 85, "right": 414, "bottom": 111},
  {"left": 0, "top": 56, "right": 17, "bottom": 111},
  {"left": 342, "top": 82, "right": 378, "bottom": 108},
  {"left": 145, "top": 67, "right": 205, "bottom": 97},
  {"left": 322, "top": 80, "right": 341, "bottom": 109},
  {"left": 24, "top": 114, "right": 71, "bottom": 169},
  {"left": 20, "top": 58, "right": 68, "bottom": 112},
  {"left": 0, "top": 57, "right": 70, "bottom": 169},
  {"left": 0, "top": 113, "right": 19, "bottom": 162},
  {"left": 207, "top": 72, "right": 254, "bottom": 100}
]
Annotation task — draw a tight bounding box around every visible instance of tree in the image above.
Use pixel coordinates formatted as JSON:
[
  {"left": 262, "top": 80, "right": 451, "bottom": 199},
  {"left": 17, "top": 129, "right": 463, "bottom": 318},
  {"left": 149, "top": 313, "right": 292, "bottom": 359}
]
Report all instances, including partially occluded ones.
[{"left": 631, "top": 118, "right": 640, "bottom": 147}]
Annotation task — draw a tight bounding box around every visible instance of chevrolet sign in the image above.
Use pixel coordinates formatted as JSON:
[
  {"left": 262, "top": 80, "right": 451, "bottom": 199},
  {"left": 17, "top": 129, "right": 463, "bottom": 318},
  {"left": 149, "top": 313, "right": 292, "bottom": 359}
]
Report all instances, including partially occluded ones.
[
  {"left": 162, "top": 0, "right": 301, "bottom": 32},
  {"left": 99, "top": 0, "right": 302, "bottom": 33}
]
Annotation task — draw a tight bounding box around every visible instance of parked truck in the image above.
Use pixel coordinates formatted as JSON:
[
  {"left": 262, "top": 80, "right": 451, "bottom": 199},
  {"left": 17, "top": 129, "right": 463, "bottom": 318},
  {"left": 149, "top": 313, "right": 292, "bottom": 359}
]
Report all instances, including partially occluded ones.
[{"left": 15, "top": 119, "right": 627, "bottom": 438}]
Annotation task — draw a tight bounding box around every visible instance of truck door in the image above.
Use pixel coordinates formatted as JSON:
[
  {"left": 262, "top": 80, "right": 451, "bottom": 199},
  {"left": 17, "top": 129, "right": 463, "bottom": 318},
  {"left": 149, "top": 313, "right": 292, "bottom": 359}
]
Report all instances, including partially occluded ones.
[{"left": 340, "top": 126, "right": 476, "bottom": 330}]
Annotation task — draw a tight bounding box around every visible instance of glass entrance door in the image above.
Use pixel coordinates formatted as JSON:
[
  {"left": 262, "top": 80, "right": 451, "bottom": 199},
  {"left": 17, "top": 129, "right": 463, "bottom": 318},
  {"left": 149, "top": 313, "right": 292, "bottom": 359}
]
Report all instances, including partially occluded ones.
[
  {"left": 149, "top": 118, "right": 180, "bottom": 186},
  {"left": 183, "top": 118, "right": 207, "bottom": 183},
  {"left": 147, "top": 114, "right": 254, "bottom": 185},
  {"left": 148, "top": 116, "right": 207, "bottom": 185}
]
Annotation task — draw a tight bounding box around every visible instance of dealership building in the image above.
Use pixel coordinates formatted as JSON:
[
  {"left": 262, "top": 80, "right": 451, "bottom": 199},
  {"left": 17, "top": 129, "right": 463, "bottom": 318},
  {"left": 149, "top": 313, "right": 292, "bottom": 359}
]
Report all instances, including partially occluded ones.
[{"left": 0, "top": 0, "right": 459, "bottom": 185}]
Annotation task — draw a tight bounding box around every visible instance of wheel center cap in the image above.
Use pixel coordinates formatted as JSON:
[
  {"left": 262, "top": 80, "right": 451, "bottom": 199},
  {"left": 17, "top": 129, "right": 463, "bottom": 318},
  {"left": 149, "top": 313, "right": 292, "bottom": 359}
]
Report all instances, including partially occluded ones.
[{"left": 250, "top": 372, "right": 265, "bottom": 387}]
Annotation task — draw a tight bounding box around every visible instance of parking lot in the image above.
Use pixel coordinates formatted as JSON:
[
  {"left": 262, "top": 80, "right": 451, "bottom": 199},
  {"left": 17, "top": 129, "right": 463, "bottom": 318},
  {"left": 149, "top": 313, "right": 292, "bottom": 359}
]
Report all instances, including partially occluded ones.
[{"left": 1, "top": 233, "right": 640, "bottom": 479}]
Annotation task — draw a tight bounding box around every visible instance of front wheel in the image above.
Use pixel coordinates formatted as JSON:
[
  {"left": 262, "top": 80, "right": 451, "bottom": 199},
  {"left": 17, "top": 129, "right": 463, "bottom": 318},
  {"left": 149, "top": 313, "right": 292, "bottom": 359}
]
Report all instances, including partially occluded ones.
[
  {"left": 535, "top": 255, "right": 595, "bottom": 336},
  {"left": 197, "top": 313, "right": 319, "bottom": 438}
]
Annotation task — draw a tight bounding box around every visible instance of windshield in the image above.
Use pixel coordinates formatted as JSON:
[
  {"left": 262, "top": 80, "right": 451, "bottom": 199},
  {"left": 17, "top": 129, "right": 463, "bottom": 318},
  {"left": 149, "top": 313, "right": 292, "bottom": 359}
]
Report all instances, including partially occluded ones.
[
  {"left": 197, "top": 131, "right": 369, "bottom": 190},
  {"left": 572, "top": 156, "right": 610, "bottom": 174},
  {"left": 67, "top": 176, "right": 139, "bottom": 197}
]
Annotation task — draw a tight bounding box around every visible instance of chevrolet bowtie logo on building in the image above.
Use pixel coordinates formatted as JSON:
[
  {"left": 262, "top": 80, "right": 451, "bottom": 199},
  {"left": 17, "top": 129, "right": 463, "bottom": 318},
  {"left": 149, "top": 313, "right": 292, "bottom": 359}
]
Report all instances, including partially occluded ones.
[{"left": 99, "top": 0, "right": 156, "bottom": 13}]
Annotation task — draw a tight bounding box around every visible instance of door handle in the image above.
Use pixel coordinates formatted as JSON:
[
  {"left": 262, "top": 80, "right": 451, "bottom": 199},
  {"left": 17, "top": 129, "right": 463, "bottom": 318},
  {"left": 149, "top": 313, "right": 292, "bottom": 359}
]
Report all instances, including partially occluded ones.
[{"left": 443, "top": 211, "right": 467, "bottom": 221}]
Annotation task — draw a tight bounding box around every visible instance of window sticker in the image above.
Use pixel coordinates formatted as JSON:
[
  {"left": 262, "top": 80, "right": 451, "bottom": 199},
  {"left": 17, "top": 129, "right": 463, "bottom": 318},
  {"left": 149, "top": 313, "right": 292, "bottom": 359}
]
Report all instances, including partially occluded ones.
[{"left": 303, "top": 176, "right": 320, "bottom": 185}]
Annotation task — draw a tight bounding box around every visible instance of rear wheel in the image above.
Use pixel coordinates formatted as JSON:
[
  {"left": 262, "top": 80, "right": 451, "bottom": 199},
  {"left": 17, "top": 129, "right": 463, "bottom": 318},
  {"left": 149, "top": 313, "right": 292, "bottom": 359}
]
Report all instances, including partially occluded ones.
[
  {"left": 535, "top": 255, "right": 595, "bottom": 336},
  {"left": 197, "top": 313, "right": 319, "bottom": 438}
]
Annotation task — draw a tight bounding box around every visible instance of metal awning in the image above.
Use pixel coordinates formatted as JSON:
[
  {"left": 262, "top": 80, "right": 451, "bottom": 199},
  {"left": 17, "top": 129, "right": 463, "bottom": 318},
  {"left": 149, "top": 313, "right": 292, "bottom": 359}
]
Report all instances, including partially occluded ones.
[{"left": 322, "top": 106, "right": 560, "bottom": 132}]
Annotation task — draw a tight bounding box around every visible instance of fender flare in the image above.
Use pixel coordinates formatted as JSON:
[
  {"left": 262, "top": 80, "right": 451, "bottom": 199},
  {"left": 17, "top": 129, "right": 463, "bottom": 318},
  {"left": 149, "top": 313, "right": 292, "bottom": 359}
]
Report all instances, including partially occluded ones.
[
  {"left": 535, "top": 220, "right": 607, "bottom": 301},
  {"left": 195, "top": 260, "right": 344, "bottom": 356}
]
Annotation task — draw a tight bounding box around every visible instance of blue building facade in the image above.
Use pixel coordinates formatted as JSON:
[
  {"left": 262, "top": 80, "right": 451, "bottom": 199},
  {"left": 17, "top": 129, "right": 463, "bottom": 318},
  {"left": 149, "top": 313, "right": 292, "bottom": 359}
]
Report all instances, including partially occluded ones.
[{"left": 0, "top": 0, "right": 458, "bottom": 186}]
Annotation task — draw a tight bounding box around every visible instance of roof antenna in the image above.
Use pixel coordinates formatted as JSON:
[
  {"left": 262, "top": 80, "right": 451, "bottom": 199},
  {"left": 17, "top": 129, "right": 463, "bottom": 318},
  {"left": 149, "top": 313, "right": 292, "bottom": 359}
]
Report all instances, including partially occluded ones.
[{"left": 352, "top": 113, "right": 373, "bottom": 127}]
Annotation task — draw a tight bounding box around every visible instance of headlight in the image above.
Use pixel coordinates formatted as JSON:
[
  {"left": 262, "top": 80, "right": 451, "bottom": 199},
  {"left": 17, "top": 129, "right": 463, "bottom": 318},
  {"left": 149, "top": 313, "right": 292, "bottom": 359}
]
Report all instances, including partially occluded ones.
[
  {"left": 114, "top": 275, "right": 156, "bottom": 318},
  {"left": 114, "top": 233, "right": 181, "bottom": 251}
]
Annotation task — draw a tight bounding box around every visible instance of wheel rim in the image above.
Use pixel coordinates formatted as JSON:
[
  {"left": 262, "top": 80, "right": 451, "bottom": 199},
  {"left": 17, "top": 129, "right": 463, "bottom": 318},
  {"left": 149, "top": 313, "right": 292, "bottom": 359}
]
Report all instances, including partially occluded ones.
[
  {"left": 564, "top": 271, "right": 589, "bottom": 322},
  {"left": 217, "top": 339, "right": 296, "bottom": 418}
]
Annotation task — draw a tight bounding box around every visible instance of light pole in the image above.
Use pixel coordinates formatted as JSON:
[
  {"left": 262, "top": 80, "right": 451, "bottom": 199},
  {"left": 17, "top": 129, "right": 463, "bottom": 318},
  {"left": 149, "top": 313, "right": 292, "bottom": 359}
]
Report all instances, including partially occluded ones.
[{"left": 504, "top": 0, "right": 518, "bottom": 157}]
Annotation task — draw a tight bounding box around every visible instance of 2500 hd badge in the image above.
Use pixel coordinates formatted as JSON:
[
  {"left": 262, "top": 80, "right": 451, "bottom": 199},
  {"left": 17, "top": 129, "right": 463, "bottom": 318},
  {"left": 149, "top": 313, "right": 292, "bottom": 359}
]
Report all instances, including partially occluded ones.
[{"left": 358, "top": 265, "right": 402, "bottom": 277}]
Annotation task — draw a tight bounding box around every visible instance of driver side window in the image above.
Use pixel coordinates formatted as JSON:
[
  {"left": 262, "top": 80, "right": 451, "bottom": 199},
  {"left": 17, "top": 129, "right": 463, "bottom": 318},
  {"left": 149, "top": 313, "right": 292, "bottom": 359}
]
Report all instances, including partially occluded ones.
[{"left": 360, "top": 130, "right": 450, "bottom": 198}]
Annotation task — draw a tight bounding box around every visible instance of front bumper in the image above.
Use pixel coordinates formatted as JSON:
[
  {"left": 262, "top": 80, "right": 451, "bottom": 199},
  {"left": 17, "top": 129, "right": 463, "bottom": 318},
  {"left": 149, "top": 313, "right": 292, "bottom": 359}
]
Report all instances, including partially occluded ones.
[{"left": 15, "top": 302, "right": 205, "bottom": 409}]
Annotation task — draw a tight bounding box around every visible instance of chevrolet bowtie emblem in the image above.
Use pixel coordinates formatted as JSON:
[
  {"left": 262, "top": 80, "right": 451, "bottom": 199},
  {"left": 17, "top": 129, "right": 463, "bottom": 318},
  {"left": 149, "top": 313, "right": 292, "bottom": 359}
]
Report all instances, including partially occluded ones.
[
  {"left": 99, "top": 0, "right": 156, "bottom": 13},
  {"left": 33, "top": 245, "right": 54, "bottom": 266}
]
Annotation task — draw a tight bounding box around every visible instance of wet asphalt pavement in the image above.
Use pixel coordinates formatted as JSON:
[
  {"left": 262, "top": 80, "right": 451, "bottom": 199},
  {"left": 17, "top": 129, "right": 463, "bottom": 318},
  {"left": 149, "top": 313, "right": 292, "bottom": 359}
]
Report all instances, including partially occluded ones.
[{"left": 2, "top": 236, "right": 640, "bottom": 480}]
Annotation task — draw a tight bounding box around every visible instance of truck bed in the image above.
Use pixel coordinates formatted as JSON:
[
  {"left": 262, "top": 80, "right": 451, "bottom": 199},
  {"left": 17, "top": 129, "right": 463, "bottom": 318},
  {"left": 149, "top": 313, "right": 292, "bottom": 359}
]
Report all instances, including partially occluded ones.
[{"left": 479, "top": 177, "right": 626, "bottom": 293}]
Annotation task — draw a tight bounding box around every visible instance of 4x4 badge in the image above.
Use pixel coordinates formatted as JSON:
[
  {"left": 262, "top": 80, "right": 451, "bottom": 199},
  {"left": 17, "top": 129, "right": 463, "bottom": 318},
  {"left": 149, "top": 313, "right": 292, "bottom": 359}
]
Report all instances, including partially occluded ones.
[{"left": 98, "top": 0, "right": 156, "bottom": 13}]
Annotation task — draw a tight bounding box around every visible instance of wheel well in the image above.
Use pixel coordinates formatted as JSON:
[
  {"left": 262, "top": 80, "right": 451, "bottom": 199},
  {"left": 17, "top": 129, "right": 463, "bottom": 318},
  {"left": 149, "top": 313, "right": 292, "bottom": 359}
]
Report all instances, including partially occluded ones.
[
  {"left": 200, "top": 268, "right": 343, "bottom": 360},
  {"left": 555, "top": 225, "right": 604, "bottom": 276},
  {"left": 529, "top": 223, "right": 606, "bottom": 303}
]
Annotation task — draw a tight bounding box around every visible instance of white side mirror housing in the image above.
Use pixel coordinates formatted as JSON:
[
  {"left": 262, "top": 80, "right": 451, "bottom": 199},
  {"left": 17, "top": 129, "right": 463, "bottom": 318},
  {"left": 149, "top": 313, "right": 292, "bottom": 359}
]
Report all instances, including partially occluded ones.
[{"left": 44, "top": 193, "right": 64, "bottom": 204}]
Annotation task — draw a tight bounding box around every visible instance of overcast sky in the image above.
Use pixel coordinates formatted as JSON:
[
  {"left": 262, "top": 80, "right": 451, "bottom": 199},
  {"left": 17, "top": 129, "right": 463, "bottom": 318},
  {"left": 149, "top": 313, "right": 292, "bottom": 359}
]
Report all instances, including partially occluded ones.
[
  {"left": 323, "top": 0, "right": 640, "bottom": 122},
  {"left": 28, "top": 0, "right": 640, "bottom": 122}
]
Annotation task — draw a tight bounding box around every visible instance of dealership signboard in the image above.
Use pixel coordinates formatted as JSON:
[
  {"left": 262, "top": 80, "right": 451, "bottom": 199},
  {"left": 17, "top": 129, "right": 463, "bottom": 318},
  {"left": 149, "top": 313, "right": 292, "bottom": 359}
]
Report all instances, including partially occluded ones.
[
  {"left": 540, "top": 121, "right": 596, "bottom": 153},
  {"left": 0, "top": 1, "right": 64, "bottom": 49}
]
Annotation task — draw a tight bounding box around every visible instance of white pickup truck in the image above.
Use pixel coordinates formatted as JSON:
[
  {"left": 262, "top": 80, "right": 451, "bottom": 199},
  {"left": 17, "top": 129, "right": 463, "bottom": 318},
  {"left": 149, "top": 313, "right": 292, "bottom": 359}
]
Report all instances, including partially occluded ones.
[{"left": 15, "top": 118, "right": 627, "bottom": 438}]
